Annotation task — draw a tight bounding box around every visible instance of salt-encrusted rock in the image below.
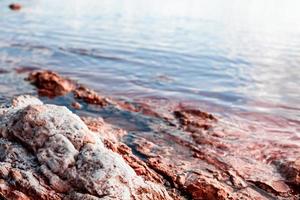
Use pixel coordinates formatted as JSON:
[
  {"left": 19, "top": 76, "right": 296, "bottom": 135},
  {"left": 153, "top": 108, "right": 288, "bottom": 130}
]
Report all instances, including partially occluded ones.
[
  {"left": 0, "top": 95, "right": 172, "bottom": 200},
  {"left": 24, "top": 70, "right": 300, "bottom": 199}
]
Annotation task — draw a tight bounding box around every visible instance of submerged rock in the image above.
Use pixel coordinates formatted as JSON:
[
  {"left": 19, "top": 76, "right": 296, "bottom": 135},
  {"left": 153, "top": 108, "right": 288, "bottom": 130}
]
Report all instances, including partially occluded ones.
[{"left": 0, "top": 95, "right": 172, "bottom": 200}]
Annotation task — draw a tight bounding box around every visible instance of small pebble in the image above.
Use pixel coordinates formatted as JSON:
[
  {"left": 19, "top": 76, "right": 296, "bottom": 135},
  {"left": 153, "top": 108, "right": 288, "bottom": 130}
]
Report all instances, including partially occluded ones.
[
  {"left": 9, "top": 3, "right": 21, "bottom": 11},
  {"left": 71, "top": 101, "right": 82, "bottom": 110}
]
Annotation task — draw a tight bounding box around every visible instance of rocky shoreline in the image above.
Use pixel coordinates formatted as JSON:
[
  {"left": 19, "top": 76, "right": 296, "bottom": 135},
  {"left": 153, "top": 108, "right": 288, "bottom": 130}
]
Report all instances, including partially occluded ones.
[{"left": 0, "top": 70, "right": 299, "bottom": 199}]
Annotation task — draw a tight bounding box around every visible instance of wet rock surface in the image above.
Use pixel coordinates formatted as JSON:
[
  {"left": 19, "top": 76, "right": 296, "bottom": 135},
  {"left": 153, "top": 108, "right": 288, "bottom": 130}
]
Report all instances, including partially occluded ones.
[
  {"left": 28, "top": 71, "right": 110, "bottom": 107},
  {"left": 74, "top": 86, "right": 110, "bottom": 107},
  {"left": 0, "top": 95, "right": 172, "bottom": 200},
  {"left": 81, "top": 112, "right": 300, "bottom": 200},
  {"left": 27, "top": 71, "right": 76, "bottom": 97},
  {"left": 9, "top": 70, "right": 298, "bottom": 199}
]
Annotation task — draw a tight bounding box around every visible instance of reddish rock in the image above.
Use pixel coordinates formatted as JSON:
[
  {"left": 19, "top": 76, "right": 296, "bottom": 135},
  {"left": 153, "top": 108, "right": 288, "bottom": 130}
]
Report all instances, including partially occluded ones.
[
  {"left": 81, "top": 117, "right": 126, "bottom": 142},
  {"left": 23, "top": 70, "right": 300, "bottom": 199},
  {"left": 9, "top": 3, "right": 21, "bottom": 11},
  {"left": 0, "top": 69, "right": 9, "bottom": 74},
  {"left": 277, "top": 159, "right": 300, "bottom": 190},
  {"left": 74, "top": 86, "right": 110, "bottom": 107},
  {"left": 27, "top": 71, "right": 76, "bottom": 97},
  {"left": 71, "top": 101, "right": 82, "bottom": 109},
  {"left": 27, "top": 70, "right": 174, "bottom": 117},
  {"left": 76, "top": 93, "right": 300, "bottom": 199},
  {"left": 174, "top": 109, "right": 217, "bottom": 130},
  {"left": 0, "top": 95, "right": 173, "bottom": 200},
  {"left": 81, "top": 117, "right": 186, "bottom": 199},
  {"left": 26, "top": 70, "right": 111, "bottom": 108}
]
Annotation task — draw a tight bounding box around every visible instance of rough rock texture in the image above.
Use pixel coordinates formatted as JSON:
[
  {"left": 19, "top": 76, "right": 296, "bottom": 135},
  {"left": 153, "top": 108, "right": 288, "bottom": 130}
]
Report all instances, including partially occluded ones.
[
  {"left": 0, "top": 95, "right": 172, "bottom": 200},
  {"left": 81, "top": 117, "right": 184, "bottom": 200},
  {"left": 27, "top": 71, "right": 110, "bottom": 107},
  {"left": 9, "top": 3, "right": 21, "bottom": 11},
  {"left": 277, "top": 159, "right": 300, "bottom": 191},
  {"left": 27, "top": 71, "right": 76, "bottom": 97},
  {"left": 74, "top": 86, "right": 110, "bottom": 106},
  {"left": 25, "top": 70, "right": 300, "bottom": 200}
]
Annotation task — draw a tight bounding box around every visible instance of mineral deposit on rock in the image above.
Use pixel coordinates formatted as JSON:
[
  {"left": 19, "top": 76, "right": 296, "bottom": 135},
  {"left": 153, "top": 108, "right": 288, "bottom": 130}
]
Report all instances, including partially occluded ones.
[{"left": 0, "top": 95, "right": 172, "bottom": 200}]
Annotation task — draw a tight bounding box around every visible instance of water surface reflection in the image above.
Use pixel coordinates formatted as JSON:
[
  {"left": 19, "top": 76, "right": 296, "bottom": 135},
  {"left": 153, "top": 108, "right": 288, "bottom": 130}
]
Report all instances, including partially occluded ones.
[{"left": 0, "top": 0, "right": 299, "bottom": 123}]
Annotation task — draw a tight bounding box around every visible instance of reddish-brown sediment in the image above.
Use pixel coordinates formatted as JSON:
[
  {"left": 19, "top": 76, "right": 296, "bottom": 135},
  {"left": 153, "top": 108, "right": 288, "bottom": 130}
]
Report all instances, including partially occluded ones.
[
  {"left": 174, "top": 108, "right": 217, "bottom": 130},
  {"left": 27, "top": 71, "right": 110, "bottom": 107},
  {"left": 82, "top": 111, "right": 300, "bottom": 200},
  {"left": 277, "top": 159, "right": 300, "bottom": 191},
  {"left": 81, "top": 116, "right": 184, "bottom": 200},
  {"left": 24, "top": 70, "right": 300, "bottom": 199},
  {"left": 27, "top": 71, "right": 174, "bottom": 116},
  {"left": 81, "top": 116, "right": 162, "bottom": 183},
  {"left": 9, "top": 3, "right": 21, "bottom": 11}
]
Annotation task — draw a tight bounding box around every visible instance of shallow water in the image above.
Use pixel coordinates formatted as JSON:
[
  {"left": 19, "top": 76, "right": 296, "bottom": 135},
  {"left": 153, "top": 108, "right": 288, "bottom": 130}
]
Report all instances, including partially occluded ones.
[
  {"left": 0, "top": 1, "right": 300, "bottom": 198},
  {"left": 0, "top": 0, "right": 299, "bottom": 129}
]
